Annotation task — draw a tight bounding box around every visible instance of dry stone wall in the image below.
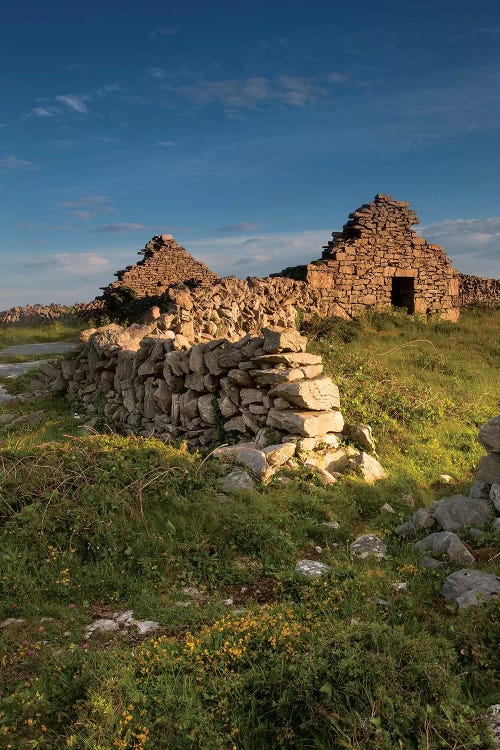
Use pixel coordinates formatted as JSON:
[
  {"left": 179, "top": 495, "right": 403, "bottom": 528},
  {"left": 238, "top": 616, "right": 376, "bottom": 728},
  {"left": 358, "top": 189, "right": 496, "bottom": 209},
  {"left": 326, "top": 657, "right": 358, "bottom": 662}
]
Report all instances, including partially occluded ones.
[
  {"left": 275, "top": 194, "right": 461, "bottom": 321},
  {"left": 100, "top": 234, "right": 218, "bottom": 313},
  {"left": 458, "top": 273, "right": 500, "bottom": 308},
  {"left": 56, "top": 324, "right": 346, "bottom": 449},
  {"left": 0, "top": 300, "right": 104, "bottom": 325}
]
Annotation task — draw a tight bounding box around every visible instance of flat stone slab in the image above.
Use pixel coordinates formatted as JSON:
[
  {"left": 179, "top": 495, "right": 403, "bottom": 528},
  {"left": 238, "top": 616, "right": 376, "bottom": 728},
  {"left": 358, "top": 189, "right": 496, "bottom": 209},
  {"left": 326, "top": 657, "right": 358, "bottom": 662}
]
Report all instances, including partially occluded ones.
[
  {"left": 0, "top": 342, "right": 78, "bottom": 356},
  {"left": 441, "top": 569, "right": 500, "bottom": 608},
  {"left": 295, "top": 559, "right": 331, "bottom": 578}
]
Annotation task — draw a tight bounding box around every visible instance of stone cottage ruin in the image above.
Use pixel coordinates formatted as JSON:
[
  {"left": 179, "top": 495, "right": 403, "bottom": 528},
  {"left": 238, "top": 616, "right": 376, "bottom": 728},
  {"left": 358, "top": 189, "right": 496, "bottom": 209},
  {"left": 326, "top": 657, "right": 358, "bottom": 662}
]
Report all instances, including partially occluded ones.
[{"left": 275, "top": 193, "right": 461, "bottom": 321}]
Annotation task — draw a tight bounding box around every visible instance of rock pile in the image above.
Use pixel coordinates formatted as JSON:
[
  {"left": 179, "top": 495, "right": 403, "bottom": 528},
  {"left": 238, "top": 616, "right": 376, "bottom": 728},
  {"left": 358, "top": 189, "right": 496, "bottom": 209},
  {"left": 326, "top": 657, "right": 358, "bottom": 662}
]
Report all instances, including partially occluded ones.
[
  {"left": 51, "top": 323, "right": 387, "bottom": 483},
  {"left": 0, "top": 300, "right": 104, "bottom": 325},
  {"left": 100, "top": 234, "right": 218, "bottom": 314},
  {"left": 396, "top": 412, "right": 500, "bottom": 577},
  {"left": 276, "top": 193, "right": 460, "bottom": 321},
  {"left": 459, "top": 273, "right": 500, "bottom": 308}
]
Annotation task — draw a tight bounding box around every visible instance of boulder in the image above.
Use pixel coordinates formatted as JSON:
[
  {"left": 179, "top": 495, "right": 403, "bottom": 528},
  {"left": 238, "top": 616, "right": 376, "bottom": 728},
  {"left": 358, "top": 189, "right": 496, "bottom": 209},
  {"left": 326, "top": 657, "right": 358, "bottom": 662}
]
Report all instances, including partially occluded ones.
[
  {"left": 234, "top": 448, "right": 270, "bottom": 481},
  {"left": 267, "top": 408, "right": 344, "bottom": 437},
  {"left": 490, "top": 483, "right": 500, "bottom": 513},
  {"left": 342, "top": 423, "right": 375, "bottom": 452},
  {"left": 432, "top": 494, "right": 493, "bottom": 533},
  {"left": 469, "top": 481, "right": 491, "bottom": 500},
  {"left": 262, "top": 442, "right": 296, "bottom": 467},
  {"left": 219, "top": 469, "right": 255, "bottom": 493},
  {"left": 419, "top": 556, "right": 445, "bottom": 569},
  {"left": 350, "top": 534, "right": 386, "bottom": 559},
  {"left": 479, "top": 415, "right": 500, "bottom": 453},
  {"left": 295, "top": 559, "right": 331, "bottom": 578},
  {"left": 262, "top": 327, "right": 307, "bottom": 354},
  {"left": 441, "top": 569, "right": 500, "bottom": 608},
  {"left": 349, "top": 452, "right": 388, "bottom": 483},
  {"left": 268, "top": 377, "right": 340, "bottom": 411},
  {"left": 416, "top": 531, "right": 474, "bottom": 565},
  {"left": 475, "top": 453, "right": 500, "bottom": 484}
]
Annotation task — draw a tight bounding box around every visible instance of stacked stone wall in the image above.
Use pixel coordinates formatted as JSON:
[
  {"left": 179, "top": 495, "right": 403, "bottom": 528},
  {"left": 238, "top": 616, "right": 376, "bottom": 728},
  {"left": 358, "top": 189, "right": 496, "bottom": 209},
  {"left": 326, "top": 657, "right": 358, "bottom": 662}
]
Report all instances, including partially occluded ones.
[
  {"left": 458, "top": 273, "right": 500, "bottom": 308},
  {"left": 276, "top": 194, "right": 461, "bottom": 321},
  {"left": 56, "top": 324, "right": 345, "bottom": 449},
  {"left": 0, "top": 300, "right": 105, "bottom": 326}
]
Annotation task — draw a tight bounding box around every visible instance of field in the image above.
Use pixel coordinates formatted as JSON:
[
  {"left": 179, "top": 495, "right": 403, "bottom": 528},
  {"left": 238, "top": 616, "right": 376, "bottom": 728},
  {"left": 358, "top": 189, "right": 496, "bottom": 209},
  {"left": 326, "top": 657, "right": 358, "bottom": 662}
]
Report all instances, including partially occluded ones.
[{"left": 0, "top": 308, "right": 499, "bottom": 749}]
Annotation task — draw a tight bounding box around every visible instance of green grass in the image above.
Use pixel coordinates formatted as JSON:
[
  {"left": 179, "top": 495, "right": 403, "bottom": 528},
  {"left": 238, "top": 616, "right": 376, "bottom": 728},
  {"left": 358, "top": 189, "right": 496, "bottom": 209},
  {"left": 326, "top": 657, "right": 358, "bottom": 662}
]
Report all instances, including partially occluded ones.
[
  {"left": 0, "top": 320, "right": 85, "bottom": 349},
  {"left": 0, "top": 308, "right": 499, "bottom": 749}
]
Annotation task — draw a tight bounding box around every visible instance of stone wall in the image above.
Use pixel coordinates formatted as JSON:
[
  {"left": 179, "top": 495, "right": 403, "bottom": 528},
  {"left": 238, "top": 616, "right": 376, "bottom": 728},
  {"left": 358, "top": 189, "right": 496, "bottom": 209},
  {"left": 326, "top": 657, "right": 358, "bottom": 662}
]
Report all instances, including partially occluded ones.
[
  {"left": 275, "top": 194, "right": 461, "bottom": 321},
  {"left": 56, "top": 324, "right": 345, "bottom": 450},
  {"left": 100, "top": 234, "right": 218, "bottom": 315},
  {"left": 458, "top": 273, "right": 500, "bottom": 308},
  {"left": 0, "top": 300, "right": 105, "bottom": 326}
]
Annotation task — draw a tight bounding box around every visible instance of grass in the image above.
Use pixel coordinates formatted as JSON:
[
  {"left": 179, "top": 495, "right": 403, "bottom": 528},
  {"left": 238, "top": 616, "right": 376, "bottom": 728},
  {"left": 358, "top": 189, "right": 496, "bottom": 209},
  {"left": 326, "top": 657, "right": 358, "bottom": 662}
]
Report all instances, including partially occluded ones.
[
  {"left": 0, "top": 320, "right": 84, "bottom": 350},
  {"left": 0, "top": 308, "right": 499, "bottom": 749}
]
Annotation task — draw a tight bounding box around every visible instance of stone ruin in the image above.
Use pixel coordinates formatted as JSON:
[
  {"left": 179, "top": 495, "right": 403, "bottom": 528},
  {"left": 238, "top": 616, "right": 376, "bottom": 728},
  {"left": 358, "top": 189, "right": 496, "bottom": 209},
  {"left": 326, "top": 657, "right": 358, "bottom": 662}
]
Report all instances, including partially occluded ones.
[
  {"left": 2, "top": 193, "right": 499, "bottom": 327},
  {"left": 275, "top": 193, "right": 461, "bottom": 321},
  {"left": 50, "top": 323, "right": 386, "bottom": 484},
  {"left": 100, "top": 234, "right": 218, "bottom": 316}
]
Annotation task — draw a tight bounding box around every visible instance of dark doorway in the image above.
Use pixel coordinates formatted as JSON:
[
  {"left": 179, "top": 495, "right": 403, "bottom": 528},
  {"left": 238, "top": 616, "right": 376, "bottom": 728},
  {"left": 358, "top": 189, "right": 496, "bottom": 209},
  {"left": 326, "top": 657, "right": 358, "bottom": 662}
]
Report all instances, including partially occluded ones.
[{"left": 391, "top": 277, "right": 415, "bottom": 313}]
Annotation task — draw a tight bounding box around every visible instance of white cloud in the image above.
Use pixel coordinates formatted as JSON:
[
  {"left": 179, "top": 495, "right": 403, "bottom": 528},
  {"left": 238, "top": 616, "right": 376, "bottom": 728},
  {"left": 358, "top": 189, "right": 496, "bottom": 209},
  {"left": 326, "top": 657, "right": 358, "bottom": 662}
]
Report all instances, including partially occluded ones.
[
  {"left": 149, "top": 67, "right": 166, "bottom": 79},
  {"left": 92, "top": 222, "right": 147, "bottom": 232},
  {"left": 327, "top": 72, "right": 348, "bottom": 83},
  {"left": 55, "top": 94, "right": 89, "bottom": 113},
  {"left": 189, "top": 229, "right": 328, "bottom": 277},
  {"left": 31, "top": 106, "right": 55, "bottom": 117},
  {"left": 217, "top": 222, "right": 260, "bottom": 233},
  {"left": 69, "top": 210, "right": 93, "bottom": 220},
  {"left": 156, "top": 140, "right": 176, "bottom": 146},
  {"left": 422, "top": 216, "right": 500, "bottom": 278},
  {"left": 0, "top": 155, "right": 37, "bottom": 171}
]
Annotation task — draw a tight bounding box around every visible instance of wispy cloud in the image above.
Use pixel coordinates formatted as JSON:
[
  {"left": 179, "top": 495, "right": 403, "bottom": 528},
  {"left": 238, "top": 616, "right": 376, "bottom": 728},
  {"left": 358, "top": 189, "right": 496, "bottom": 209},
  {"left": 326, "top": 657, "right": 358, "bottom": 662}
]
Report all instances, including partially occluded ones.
[
  {"left": 149, "top": 25, "right": 179, "bottom": 38},
  {"left": 0, "top": 155, "right": 37, "bottom": 171},
  {"left": 31, "top": 106, "right": 55, "bottom": 117},
  {"left": 156, "top": 140, "right": 177, "bottom": 147},
  {"left": 24, "top": 252, "right": 112, "bottom": 275},
  {"left": 217, "top": 221, "right": 260, "bottom": 233},
  {"left": 326, "top": 72, "right": 348, "bottom": 83},
  {"left": 55, "top": 94, "right": 89, "bottom": 113},
  {"left": 149, "top": 67, "right": 166, "bottom": 79},
  {"left": 92, "top": 222, "right": 146, "bottom": 233},
  {"left": 422, "top": 216, "right": 500, "bottom": 278},
  {"left": 55, "top": 194, "right": 116, "bottom": 221}
]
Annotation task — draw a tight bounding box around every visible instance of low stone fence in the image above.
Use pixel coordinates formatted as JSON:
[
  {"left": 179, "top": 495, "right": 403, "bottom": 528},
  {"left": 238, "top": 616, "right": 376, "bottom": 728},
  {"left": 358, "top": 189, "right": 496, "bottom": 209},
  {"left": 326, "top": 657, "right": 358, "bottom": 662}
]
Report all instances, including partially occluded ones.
[
  {"left": 0, "top": 300, "right": 105, "bottom": 326},
  {"left": 55, "top": 323, "right": 345, "bottom": 449},
  {"left": 458, "top": 274, "right": 500, "bottom": 308}
]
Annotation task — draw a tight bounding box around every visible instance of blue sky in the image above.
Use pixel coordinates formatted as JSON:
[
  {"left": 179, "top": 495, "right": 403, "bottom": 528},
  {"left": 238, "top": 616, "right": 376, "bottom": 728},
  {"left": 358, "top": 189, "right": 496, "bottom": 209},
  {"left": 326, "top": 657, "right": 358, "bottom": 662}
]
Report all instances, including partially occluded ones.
[{"left": 1, "top": 0, "right": 499, "bottom": 306}]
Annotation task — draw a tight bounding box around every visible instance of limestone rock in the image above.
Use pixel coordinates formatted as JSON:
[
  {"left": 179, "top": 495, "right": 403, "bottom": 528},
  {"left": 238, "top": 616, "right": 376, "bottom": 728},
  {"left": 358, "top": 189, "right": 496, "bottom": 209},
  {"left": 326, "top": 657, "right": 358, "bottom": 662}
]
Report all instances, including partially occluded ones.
[
  {"left": 479, "top": 415, "right": 500, "bottom": 453},
  {"left": 250, "top": 368, "right": 303, "bottom": 386},
  {"left": 476, "top": 453, "right": 500, "bottom": 484},
  {"left": 432, "top": 494, "right": 493, "bottom": 533},
  {"left": 490, "top": 483, "right": 500, "bottom": 513},
  {"left": 262, "top": 327, "right": 307, "bottom": 354},
  {"left": 252, "top": 352, "right": 323, "bottom": 368},
  {"left": 268, "top": 377, "right": 340, "bottom": 411},
  {"left": 350, "top": 534, "right": 386, "bottom": 559},
  {"left": 219, "top": 469, "right": 255, "bottom": 493},
  {"left": 395, "top": 507, "right": 436, "bottom": 537},
  {"left": 267, "top": 408, "right": 344, "bottom": 437},
  {"left": 416, "top": 531, "right": 474, "bottom": 565},
  {"left": 342, "top": 423, "right": 375, "bottom": 452},
  {"left": 198, "top": 394, "right": 216, "bottom": 425},
  {"left": 349, "top": 452, "right": 388, "bottom": 483},
  {"left": 235, "top": 448, "right": 270, "bottom": 481},
  {"left": 262, "top": 442, "right": 296, "bottom": 466},
  {"left": 469, "top": 481, "right": 491, "bottom": 500},
  {"left": 441, "top": 569, "right": 500, "bottom": 608},
  {"left": 295, "top": 559, "right": 331, "bottom": 578},
  {"left": 419, "top": 556, "right": 445, "bottom": 569}
]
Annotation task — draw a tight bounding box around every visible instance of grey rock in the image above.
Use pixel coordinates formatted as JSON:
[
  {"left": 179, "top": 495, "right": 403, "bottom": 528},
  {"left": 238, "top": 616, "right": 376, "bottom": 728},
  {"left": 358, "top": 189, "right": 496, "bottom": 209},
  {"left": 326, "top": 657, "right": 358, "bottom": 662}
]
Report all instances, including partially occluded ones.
[
  {"left": 342, "top": 423, "right": 375, "bottom": 452},
  {"left": 267, "top": 408, "right": 344, "bottom": 437},
  {"left": 475, "top": 453, "right": 500, "bottom": 485},
  {"left": 295, "top": 559, "right": 331, "bottom": 578},
  {"left": 262, "top": 442, "right": 296, "bottom": 466},
  {"left": 0, "top": 413, "right": 16, "bottom": 425},
  {"left": 490, "top": 483, "right": 500, "bottom": 513},
  {"left": 350, "top": 534, "right": 386, "bottom": 559},
  {"left": 235, "top": 448, "right": 270, "bottom": 481},
  {"left": 469, "top": 480, "right": 491, "bottom": 500},
  {"left": 492, "top": 517, "right": 500, "bottom": 535},
  {"left": 349, "top": 452, "right": 388, "bottom": 483},
  {"left": 432, "top": 494, "right": 493, "bottom": 533},
  {"left": 218, "top": 469, "right": 255, "bottom": 493},
  {"left": 416, "top": 531, "right": 475, "bottom": 565},
  {"left": 262, "top": 327, "right": 307, "bottom": 354},
  {"left": 468, "top": 527, "right": 485, "bottom": 539},
  {"left": 441, "top": 569, "right": 500, "bottom": 608},
  {"left": 322, "top": 521, "right": 340, "bottom": 529},
  {"left": 479, "top": 415, "right": 500, "bottom": 453},
  {"left": 419, "top": 556, "right": 445, "bottom": 569},
  {"left": 487, "top": 704, "right": 500, "bottom": 749},
  {"left": 380, "top": 503, "right": 395, "bottom": 514},
  {"left": 395, "top": 507, "right": 436, "bottom": 537},
  {"left": 268, "top": 377, "right": 341, "bottom": 411},
  {"left": 136, "top": 620, "right": 160, "bottom": 635}
]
